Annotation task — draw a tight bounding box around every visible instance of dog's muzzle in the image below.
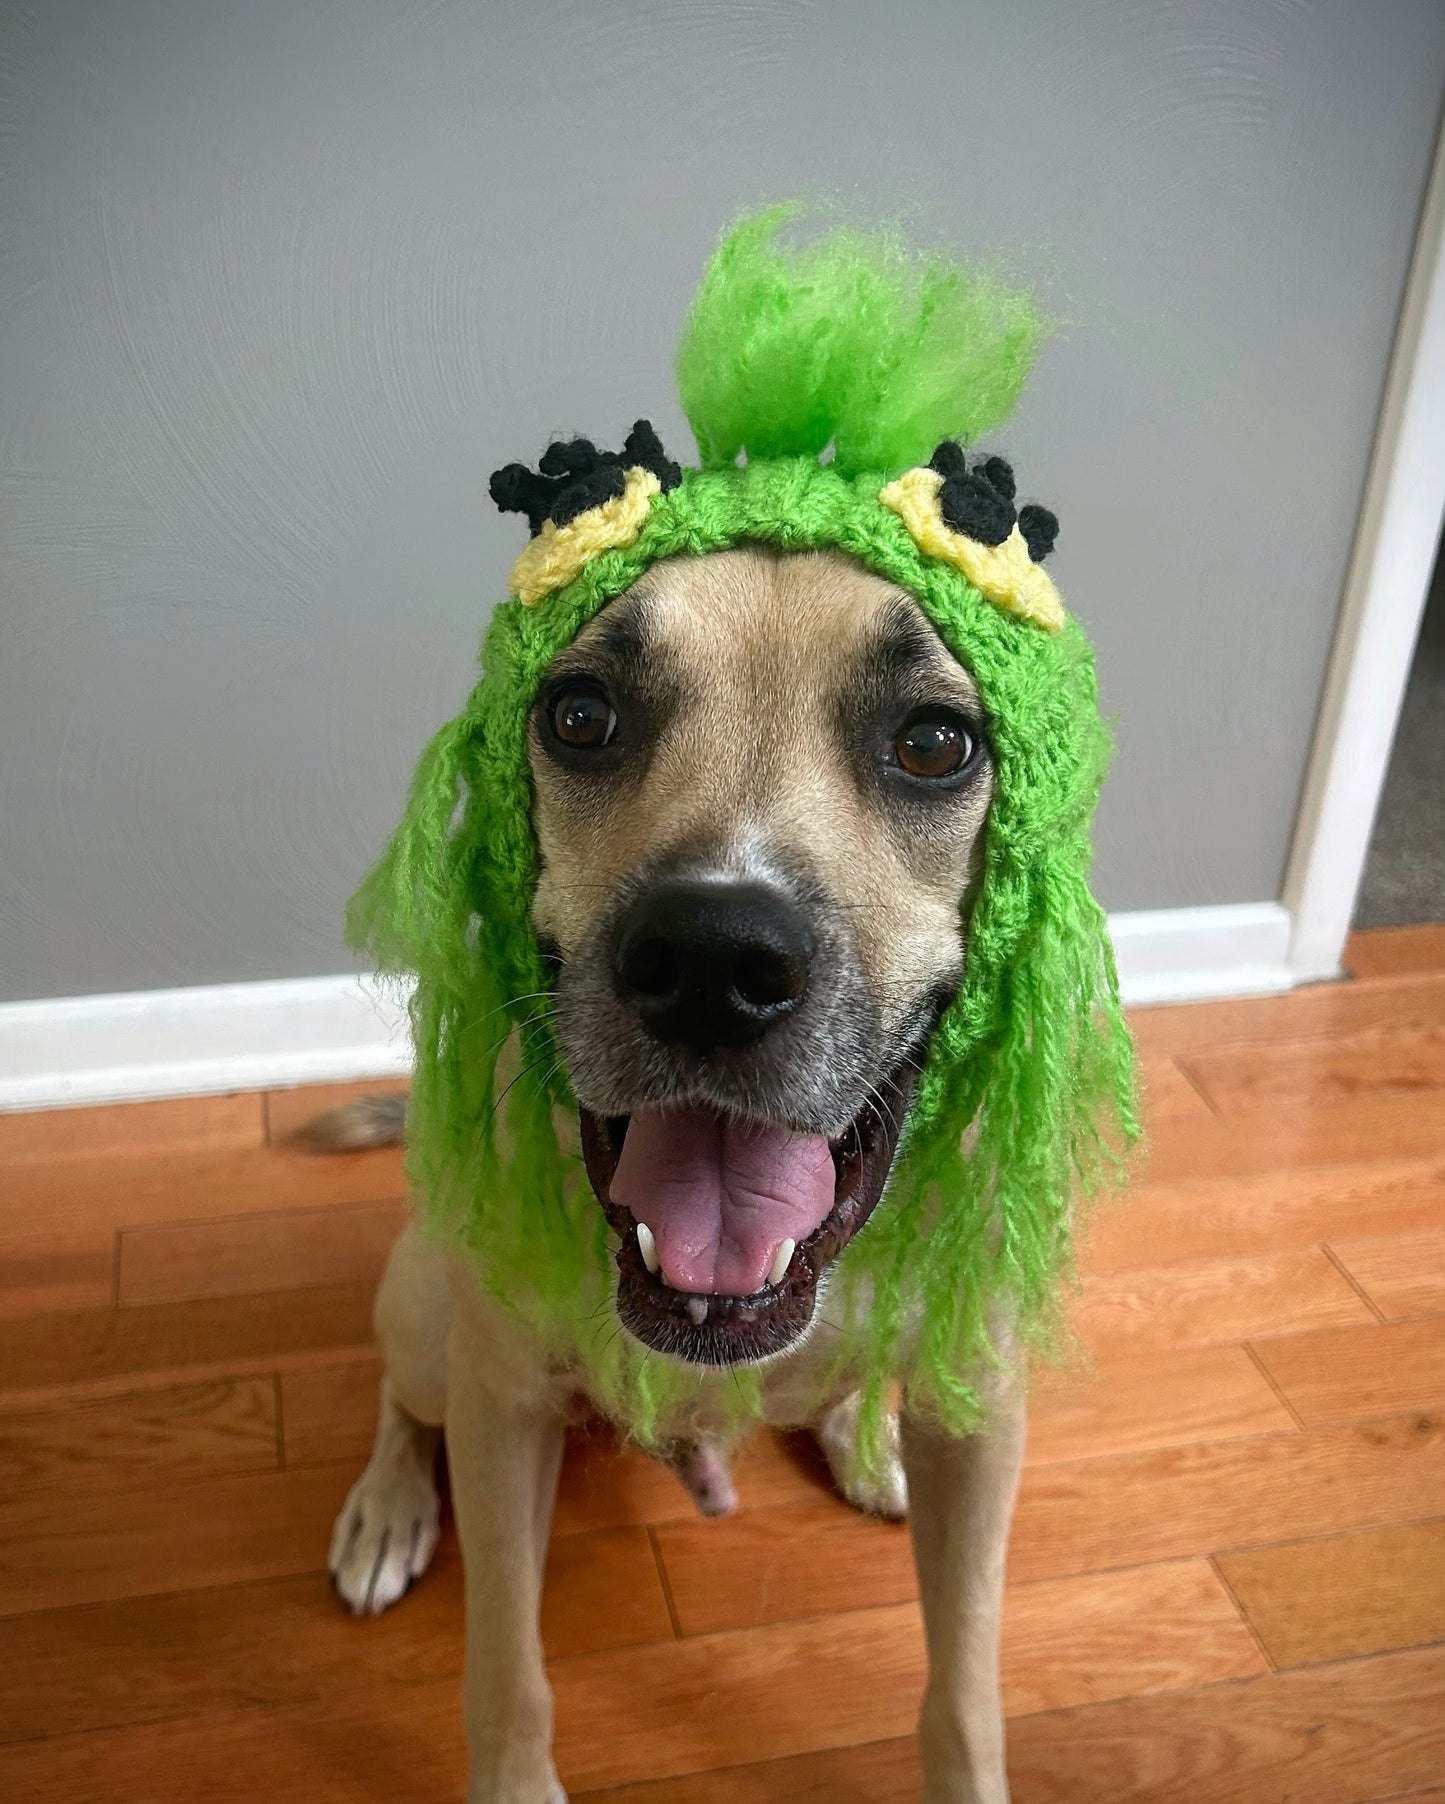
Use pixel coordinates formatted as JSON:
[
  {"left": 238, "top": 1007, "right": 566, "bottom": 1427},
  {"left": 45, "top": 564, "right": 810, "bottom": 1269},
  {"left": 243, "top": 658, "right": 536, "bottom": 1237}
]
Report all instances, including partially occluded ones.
[{"left": 558, "top": 866, "right": 925, "bottom": 1366}]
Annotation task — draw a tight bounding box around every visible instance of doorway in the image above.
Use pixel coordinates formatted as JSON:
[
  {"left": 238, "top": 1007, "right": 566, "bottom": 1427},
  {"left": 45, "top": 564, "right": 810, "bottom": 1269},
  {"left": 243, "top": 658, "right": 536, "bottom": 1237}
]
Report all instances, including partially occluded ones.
[{"left": 1355, "top": 539, "right": 1445, "bottom": 927}]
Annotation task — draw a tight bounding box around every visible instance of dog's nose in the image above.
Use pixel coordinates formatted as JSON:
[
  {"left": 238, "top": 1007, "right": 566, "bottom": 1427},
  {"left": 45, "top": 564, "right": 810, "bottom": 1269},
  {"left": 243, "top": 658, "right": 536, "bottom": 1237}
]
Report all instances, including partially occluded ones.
[{"left": 613, "top": 880, "right": 814, "bottom": 1052}]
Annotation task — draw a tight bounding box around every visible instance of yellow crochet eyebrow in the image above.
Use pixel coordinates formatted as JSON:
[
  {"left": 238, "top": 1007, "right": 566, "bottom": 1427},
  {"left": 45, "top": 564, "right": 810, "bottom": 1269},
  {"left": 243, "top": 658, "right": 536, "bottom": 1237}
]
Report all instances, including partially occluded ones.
[
  {"left": 509, "top": 467, "right": 662, "bottom": 607},
  {"left": 879, "top": 466, "right": 1065, "bottom": 634}
]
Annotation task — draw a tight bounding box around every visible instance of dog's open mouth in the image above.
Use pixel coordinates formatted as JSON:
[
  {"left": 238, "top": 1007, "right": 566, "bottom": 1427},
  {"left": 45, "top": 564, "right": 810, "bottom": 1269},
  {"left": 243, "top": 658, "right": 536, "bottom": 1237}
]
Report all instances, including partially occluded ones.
[{"left": 579, "top": 1061, "right": 919, "bottom": 1365}]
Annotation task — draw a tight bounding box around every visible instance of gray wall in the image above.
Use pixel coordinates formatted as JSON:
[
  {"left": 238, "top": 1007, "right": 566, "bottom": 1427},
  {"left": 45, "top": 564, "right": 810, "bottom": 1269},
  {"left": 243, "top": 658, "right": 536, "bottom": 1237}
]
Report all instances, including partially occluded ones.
[{"left": 3, "top": 0, "right": 1443, "bottom": 1003}]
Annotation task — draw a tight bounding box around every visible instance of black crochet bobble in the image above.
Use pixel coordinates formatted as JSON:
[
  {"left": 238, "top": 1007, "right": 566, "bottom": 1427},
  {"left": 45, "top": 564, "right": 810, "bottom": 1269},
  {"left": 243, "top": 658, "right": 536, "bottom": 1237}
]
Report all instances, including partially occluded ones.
[
  {"left": 489, "top": 420, "right": 682, "bottom": 537},
  {"left": 927, "top": 442, "right": 1059, "bottom": 563}
]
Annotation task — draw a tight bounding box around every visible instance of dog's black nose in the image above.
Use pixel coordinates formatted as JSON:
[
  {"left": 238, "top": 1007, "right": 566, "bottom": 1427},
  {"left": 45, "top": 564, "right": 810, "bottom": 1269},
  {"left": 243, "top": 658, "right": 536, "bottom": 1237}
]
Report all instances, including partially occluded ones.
[{"left": 613, "top": 880, "right": 814, "bottom": 1052}]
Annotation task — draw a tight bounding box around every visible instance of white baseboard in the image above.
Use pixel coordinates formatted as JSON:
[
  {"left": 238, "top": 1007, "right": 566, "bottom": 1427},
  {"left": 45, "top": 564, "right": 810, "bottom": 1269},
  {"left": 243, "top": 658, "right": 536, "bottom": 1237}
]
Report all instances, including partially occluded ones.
[
  {"left": 1110, "top": 902, "right": 1295, "bottom": 1008},
  {"left": 0, "top": 902, "right": 1298, "bottom": 1112},
  {"left": 0, "top": 974, "right": 414, "bottom": 1113}
]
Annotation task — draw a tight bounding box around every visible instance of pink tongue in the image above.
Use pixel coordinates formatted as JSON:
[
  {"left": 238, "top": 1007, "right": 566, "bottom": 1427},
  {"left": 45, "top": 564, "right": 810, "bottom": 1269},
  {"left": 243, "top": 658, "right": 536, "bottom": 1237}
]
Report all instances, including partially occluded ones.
[{"left": 610, "top": 1106, "right": 836, "bottom": 1295}]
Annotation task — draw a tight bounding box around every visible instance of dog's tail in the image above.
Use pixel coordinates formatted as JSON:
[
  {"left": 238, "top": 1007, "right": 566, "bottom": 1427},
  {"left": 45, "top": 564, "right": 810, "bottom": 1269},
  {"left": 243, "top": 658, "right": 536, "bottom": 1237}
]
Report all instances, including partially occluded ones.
[{"left": 291, "top": 1091, "right": 407, "bottom": 1152}]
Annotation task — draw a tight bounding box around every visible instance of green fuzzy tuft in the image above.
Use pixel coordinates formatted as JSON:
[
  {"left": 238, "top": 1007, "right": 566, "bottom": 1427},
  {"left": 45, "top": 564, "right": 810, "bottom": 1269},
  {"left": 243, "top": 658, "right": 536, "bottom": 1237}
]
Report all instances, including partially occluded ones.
[
  {"left": 349, "top": 459, "right": 1138, "bottom": 1477},
  {"left": 676, "top": 205, "right": 1046, "bottom": 478}
]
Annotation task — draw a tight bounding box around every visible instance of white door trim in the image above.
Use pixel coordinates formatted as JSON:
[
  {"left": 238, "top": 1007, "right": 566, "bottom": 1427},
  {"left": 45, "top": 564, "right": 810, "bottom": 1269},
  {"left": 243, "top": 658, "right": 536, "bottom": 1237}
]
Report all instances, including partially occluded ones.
[{"left": 1283, "top": 111, "right": 1445, "bottom": 983}]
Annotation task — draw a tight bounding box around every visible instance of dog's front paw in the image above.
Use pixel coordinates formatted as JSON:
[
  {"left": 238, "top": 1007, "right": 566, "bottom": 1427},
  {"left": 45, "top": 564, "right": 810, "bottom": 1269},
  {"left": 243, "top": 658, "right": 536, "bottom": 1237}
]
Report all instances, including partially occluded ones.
[
  {"left": 329, "top": 1452, "right": 440, "bottom": 1616},
  {"left": 815, "top": 1391, "right": 910, "bottom": 1521},
  {"left": 840, "top": 1445, "right": 909, "bottom": 1520}
]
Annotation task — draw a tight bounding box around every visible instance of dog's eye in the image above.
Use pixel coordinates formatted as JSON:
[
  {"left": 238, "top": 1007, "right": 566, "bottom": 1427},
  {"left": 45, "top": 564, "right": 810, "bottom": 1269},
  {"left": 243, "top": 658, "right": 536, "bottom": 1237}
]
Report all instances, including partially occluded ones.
[
  {"left": 894, "top": 710, "right": 974, "bottom": 779},
  {"left": 551, "top": 684, "right": 616, "bottom": 749}
]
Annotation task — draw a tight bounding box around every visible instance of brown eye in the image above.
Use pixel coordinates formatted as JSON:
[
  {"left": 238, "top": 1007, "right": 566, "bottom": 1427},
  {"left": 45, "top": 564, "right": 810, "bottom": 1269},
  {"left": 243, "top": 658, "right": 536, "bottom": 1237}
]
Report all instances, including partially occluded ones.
[
  {"left": 894, "top": 711, "right": 973, "bottom": 779},
  {"left": 551, "top": 684, "right": 616, "bottom": 748}
]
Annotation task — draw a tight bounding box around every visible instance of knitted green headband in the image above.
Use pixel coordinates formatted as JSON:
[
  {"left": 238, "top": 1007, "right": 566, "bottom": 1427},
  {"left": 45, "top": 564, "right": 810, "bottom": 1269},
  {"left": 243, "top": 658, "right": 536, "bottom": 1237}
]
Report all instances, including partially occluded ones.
[{"left": 350, "top": 208, "right": 1138, "bottom": 1469}]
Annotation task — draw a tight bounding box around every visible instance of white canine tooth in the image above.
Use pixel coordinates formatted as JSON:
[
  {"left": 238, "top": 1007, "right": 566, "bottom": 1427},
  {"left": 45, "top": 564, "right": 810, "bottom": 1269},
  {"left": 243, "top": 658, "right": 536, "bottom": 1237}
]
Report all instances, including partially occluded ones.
[
  {"left": 767, "top": 1238, "right": 796, "bottom": 1288},
  {"left": 636, "top": 1221, "right": 660, "bottom": 1275},
  {"left": 686, "top": 1296, "right": 709, "bottom": 1327}
]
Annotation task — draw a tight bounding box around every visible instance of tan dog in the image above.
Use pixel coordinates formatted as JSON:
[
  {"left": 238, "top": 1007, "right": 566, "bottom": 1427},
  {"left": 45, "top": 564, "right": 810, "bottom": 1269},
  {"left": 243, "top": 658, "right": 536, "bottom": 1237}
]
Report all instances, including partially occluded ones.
[{"left": 322, "top": 547, "right": 1025, "bottom": 1804}]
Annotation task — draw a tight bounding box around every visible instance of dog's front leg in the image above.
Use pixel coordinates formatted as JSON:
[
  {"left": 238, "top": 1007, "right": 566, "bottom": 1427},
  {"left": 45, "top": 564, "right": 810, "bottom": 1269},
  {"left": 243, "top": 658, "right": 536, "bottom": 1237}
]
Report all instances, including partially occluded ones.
[
  {"left": 900, "top": 1371, "right": 1026, "bottom": 1804},
  {"left": 446, "top": 1308, "right": 567, "bottom": 1804}
]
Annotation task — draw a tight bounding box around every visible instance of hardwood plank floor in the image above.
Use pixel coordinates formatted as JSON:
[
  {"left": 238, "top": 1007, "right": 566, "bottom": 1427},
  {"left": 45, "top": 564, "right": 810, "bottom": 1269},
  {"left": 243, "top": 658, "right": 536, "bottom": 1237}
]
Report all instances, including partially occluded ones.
[
  {"left": 1251, "top": 1315, "right": 1445, "bottom": 1426},
  {"left": 0, "top": 1091, "right": 265, "bottom": 1163},
  {"left": 1008, "top": 1414, "right": 1445, "bottom": 1583},
  {"left": 540, "top": 1525, "right": 675, "bottom": 1657},
  {"left": 1127, "top": 971, "right": 1445, "bottom": 1057},
  {"left": 1079, "top": 1155, "right": 1445, "bottom": 1272},
  {"left": 0, "top": 1243, "right": 115, "bottom": 1320},
  {"left": 0, "top": 925, "right": 1441, "bottom": 1802},
  {"left": 1179, "top": 1024, "right": 1445, "bottom": 1112},
  {"left": 1137, "top": 1087, "right": 1445, "bottom": 1185},
  {"left": 0, "top": 1376, "right": 279, "bottom": 1495},
  {"left": 1067, "top": 1244, "right": 1374, "bottom": 1349},
  {"left": 1024, "top": 1343, "right": 1297, "bottom": 1464},
  {"left": 1217, "top": 1518, "right": 1445, "bottom": 1667},
  {"left": 0, "top": 1141, "right": 408, "bottom": 1248},
  {"left": 279, "top": 1357, "right": 384, "bottom": 1468},
  {"left": 1345, "top": 923, "right": 1445, "bottom": 980},
  {"left": 0, "top": 1460, "right": 352, "bottom": 1617},
  {"left": 0, "top": 1282, "right": 375, "bottom": 1408},
  {"left": 562, "top": 1645, "right": 1445, "bottom": 1804},
  {"left": 1329, "top": 1224, "right": 1445, "bottom": 1319},
  {"left": 116, "top": 1197, "right": 406, "bottom": 1305}
]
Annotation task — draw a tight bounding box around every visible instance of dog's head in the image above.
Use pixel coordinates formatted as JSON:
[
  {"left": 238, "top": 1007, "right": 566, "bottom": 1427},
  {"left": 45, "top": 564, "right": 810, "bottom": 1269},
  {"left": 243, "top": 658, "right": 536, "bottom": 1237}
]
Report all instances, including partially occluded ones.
[{"left": 529, "top": 546, "right": 994, "bottom": 1365}]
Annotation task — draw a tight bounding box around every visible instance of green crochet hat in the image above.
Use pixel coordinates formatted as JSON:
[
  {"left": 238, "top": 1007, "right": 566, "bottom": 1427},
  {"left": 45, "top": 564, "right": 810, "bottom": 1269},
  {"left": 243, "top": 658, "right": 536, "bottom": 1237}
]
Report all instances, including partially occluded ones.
[{"left": 350, "top": 207, "right": 1138, "bottom": 1468}]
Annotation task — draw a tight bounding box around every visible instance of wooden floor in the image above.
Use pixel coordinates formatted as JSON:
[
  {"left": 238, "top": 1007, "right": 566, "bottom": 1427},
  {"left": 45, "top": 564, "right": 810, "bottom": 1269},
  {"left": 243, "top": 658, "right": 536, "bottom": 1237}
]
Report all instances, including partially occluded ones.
[{"left": 2, "top": 925, "right": 1444, "bottom": 1803}]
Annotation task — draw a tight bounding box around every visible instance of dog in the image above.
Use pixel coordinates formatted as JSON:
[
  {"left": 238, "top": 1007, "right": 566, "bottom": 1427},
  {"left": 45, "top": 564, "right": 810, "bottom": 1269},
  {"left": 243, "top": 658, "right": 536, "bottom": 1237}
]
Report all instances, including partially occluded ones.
[{"left": 315, "top": 544, "right": 1030, "bottom": 1804}]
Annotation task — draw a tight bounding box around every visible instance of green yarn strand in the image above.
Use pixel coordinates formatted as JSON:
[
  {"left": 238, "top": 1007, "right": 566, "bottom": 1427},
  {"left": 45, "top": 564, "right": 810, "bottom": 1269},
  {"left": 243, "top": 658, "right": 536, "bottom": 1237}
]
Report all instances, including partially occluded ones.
[{"left": 676, "top": 206, "right": 1046, "bottom": 478}]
